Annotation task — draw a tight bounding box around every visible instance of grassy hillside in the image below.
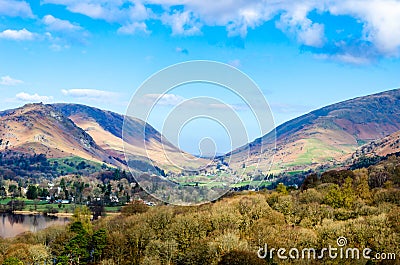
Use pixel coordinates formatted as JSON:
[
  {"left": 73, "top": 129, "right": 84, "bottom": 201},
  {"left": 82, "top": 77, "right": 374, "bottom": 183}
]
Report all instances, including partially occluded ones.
[
  {"left": 48, "top": 156, "right": 109, "bottom": 175},
  {"left": 53, "top": 103, "right": 208, "bottom": 173},
  {"left": 227, "top": 88, "right": 400, "bottom": 174},
  {"left": 0, "top": 151, "right": 114, "bottom": 181}
]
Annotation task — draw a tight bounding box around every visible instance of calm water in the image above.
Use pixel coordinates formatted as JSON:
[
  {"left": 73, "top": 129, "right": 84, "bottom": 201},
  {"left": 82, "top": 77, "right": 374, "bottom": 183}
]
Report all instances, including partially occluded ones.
[{"left": 0, "top": 213, "right": 69, "bottom": 238}]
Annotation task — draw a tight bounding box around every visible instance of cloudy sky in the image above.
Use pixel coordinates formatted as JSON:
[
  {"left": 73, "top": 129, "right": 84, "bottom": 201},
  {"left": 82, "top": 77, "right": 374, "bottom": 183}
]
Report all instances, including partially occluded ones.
[{"left": 1, "top": 0, "right": 400, "bottom": 154}]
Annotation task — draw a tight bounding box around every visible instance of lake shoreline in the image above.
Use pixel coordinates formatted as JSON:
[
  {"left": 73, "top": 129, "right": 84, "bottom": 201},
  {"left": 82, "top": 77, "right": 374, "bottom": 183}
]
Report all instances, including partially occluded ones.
[
  {"left": 0, "top": 212, "right": 71, "bottom": 238},
  {"left": 13, "top": 210, "right": 74, "bottom": 217},
  {"left": 12, "top": 210, "right": 121, "bottom": 218}
]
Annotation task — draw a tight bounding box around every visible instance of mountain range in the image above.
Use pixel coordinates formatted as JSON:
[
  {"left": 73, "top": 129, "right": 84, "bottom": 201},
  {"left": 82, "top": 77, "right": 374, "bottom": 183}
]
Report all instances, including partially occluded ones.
[
  {"left": 0, "top": 103, "right": 201, "bottom": 175},
  {"left": 226, "top": 88, "right": 400, "bottom": 174},
  {"left": 1, "top": 88, "right": 400, "bottom": 176}
]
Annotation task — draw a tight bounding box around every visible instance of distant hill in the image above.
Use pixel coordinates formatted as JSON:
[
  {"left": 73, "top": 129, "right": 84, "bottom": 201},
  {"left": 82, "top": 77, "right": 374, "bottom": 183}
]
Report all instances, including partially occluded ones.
[
  {"left": 0, "top": 103, "right": 118, "bottom": 166},
  {"left": 352, "top": 130, "right": 400, "bottom": 160},
  {"left": 0, "top": 103, "right": 205, "bottom": 174},
  {"left": 226, "top": 88, "right": 400, "bottom": 173},
  {"left": 3, "top": 88, "right": 400, "bottom": 177},
  {"left": 52, "top": 103, "right": 205, "bottom": 172}
]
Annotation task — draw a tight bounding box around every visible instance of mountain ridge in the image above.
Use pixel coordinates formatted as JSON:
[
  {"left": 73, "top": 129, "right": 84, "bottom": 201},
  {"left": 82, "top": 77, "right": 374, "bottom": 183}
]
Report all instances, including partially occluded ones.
[
  {"left": 52, "top": 103, "right": 205, "bottom": 172},
  {"left": 226, "top": 88, "right": 400, "bottom": 173},
  {"left": 0, "top": 103, "right": 119, "bottom": 166},
  {"left": 1, "top": 88, "right": 400, "bottom": 176}
]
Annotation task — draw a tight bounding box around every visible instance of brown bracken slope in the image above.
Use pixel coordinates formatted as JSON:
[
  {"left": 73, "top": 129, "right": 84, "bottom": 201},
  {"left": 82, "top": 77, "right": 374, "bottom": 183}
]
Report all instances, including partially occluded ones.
[
  {"left": 352, "top": 130, "right": 400, "bottom": 159},
  {"left": 0, "top": 103, "right": 118, "bottom": 166},
  {"left": 52, "top": 103, "right": 206, "bottom": 172},
  {"left": 0, "top": 103, "right": 206, "bottom": 173},
  {"left": 226, "top": 88, "right": 400, "bottom": 174}
]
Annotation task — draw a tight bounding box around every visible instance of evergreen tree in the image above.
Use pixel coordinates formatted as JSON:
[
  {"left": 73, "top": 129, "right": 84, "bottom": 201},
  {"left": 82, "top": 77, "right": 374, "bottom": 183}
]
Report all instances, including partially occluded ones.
[{"left": 26, "top": 185, "right": 38, "bottom": 200}]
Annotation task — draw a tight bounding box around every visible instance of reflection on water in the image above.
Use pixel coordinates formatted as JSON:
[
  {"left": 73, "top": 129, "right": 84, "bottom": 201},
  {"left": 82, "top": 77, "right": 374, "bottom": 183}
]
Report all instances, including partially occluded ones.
[{"left": 0, "top": 213, "right": 69, "bottom": 238}]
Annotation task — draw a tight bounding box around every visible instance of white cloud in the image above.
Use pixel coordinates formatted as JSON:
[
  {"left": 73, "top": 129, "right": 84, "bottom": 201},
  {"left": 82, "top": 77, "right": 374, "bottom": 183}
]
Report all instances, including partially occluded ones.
[
  {"left": 118, "top": 22, "right": 150, "bottom": 34},
  {"left": 68, "top": 3, "right": 107, "bottom": 19},
  {"left": 49, "top": 43, "right": 71, "bottom": 52},
  {"left": 127, "top": 0, "right": 152, "bottom": 21},
  {"left": 0, "top": 76, "right": 23, "bottom": 86},
  {"left": 40, "top": 0, "right": 400, "bottom": 59},
  {"left": 0, "top": 0, "right": 34, "bottom": 18},
  {"left": 276, "top": 3, "right": 325, "bottom": 48},
  {"left": 142, "top": 93, "right": 186, "bottom": 106},
  {"left": 315, "top": 53, "right": 372, "bottom": 65},
  {"left": 0, "top": 28, "right": 35, "bottom": 41},
  {"left": 329, "top": 0, "right": 400, "bottom": 56},
  {"left": 175, "top": 47, "right": 189, "bottom": 54},
  {"left": 16, "top": 92, "right": 53, "bottom": 102},
  {"left": 42, "top": 15, "right": 88, "bottom": 47},
  {"left": 61, "top": 88, "right": 118, "bottom": 101},
  {"left": 42, "top": 0, "right": 149, "bottom": 23},
  {"left": 43, "top": 15, "right": 83, "bottom": 32},
  {"left": 161, "top": 10, "right": 201, "bottom": 36}
]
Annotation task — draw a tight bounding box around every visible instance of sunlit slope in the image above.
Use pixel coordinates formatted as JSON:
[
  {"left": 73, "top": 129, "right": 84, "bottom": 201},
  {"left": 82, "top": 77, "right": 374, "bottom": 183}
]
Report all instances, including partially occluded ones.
[
  {"left": 352, "top": 129, "right": 400, "bottom": 159},
  {"left": 0, "top": 103, "right": 118, "bottom": 166},
  {"left": 227, "top": 88, "right": 400, "bottom": 173},
  {"left": 53, "top": 103, "right": 207, "bottom": 172}
]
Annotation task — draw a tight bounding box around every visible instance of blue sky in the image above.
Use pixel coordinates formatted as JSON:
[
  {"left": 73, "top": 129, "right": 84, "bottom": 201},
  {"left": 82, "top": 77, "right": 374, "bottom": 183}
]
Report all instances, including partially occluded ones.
[{"left": 1, "top": 0, "right": 400, "bottom": 154}]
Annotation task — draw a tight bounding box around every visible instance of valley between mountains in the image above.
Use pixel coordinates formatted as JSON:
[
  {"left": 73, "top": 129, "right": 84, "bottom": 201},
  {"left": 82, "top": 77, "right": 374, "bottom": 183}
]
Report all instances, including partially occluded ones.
[{"left": 1, "top": 88, "right": 400, "bottom": 187}]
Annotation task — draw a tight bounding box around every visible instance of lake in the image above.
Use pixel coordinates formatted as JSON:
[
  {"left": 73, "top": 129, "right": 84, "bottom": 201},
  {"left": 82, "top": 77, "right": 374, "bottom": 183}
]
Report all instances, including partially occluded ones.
[{"left": 0, "top": 213, "right": 69, "bottom": 238}]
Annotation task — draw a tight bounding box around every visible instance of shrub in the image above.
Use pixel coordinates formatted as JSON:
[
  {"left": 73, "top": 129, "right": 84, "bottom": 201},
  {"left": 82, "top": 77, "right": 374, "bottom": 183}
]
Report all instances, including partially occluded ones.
[
  {"left": 372, "top": 189, "right": 400, "bottom": 205},
  {"left": 298, "top": 188, "right": 323, "bottom": 204},
  {"left": 175, "top": 240, "right": 213, "bottom": 265},
  {"left": 218, "top": 250, "right": 266, "bottom": 265},
  {"left": 387, "top": 206, "right": 400, "bottom": 233},
  {"left": 3, "top": 257, "right": 23, "bottom": 265},
  {"left": 121, "top": 200, "right": 149, "bottom": 216}
]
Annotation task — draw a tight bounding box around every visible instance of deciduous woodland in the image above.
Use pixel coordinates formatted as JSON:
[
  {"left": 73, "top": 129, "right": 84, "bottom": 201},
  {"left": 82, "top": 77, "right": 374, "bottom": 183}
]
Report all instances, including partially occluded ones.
[{"left": 1, "top": 155, "right": 399, "bottom": 264}]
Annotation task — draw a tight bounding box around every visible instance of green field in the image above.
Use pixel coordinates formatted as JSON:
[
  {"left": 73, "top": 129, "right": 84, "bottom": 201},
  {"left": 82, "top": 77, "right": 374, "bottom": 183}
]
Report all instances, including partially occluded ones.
[
  {"left": 104, "top": 206, "right": 121, "bottom": 212},
  {"left": 230, "top": 180, "right": 271, "bottom": 188},
  {"left": 48, "top": 156, "right": 107, "bottom": 175},
  {"left": 1, "top": 198, "right": 78, "bottom": 213}
]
